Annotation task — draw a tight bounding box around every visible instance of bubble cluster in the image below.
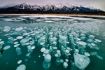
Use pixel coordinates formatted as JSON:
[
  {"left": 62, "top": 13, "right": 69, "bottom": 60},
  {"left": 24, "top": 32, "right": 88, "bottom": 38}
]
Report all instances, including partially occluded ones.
[{"left": 0, "top": 16, "right": 104, "bottom": 70}]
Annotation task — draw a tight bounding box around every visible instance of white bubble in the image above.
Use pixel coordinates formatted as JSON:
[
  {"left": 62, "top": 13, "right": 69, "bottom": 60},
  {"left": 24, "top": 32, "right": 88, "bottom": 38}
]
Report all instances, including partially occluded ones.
[
  {"left": 41, "top": 47, "right": 46, "bottom": 52},
  {"left": 3, "top": 45, "right": 11, "bottom": 50},
  {"left": 15, "top": 27, "right": 23, "bottom": 31},
  {"left": 16, "top": 64, "right": 26, "bottom": 70},
  {"left": 63, "top": 62, "right": 68, "bottom": 68},
  {"left": 16, "top": 36, "right": 23, "bottom": 40},
  {"left": 16, "top": 47, "right": 22, "bottom": 55},
  {"left": 3, "top": 26, "right": 11, "bottom": 32},
  {"left": 74, "top": 53, "right": 90, "bottom": 70},
  {"left": 17, "top": 60, "right": 22, "bottom": 64}
]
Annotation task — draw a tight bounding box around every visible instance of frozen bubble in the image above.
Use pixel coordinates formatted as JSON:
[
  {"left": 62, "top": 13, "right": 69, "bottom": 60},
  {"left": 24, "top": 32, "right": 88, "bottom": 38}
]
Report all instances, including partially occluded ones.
[
  {"left": 65, "top": 49, "right": 69, "bottom": 54},
  {"left": 27, "top": 45, "right": 33, "bottom": 52},
  {"left": 63, "top": 62, "right": 68, "bottom": 68},
  {"left": 49, "top": 32, "right": 53, "bottom": 35},
  {"left": 14, "top": 42, "right": 19, "bottom": 45},
  {"left": 16, "top": 47, "right": 22, "bottom": 55},
  {"left": 41, "top": 47, "right": 46, "bottom": 52},
  {"left": 59, "top": 35, "right": 67, "bottom": 40},
  {"left": 20, "top": 38, "right": 29, "bottom": 46},
  {"left": 16, "top": 36, "right": 23, "bottom": 40},
  {"left": 52, "top": 41, "right": 57, "bottom": 45},
  {"left": 75, "top": 49, "right": 79, "bottom": 53},
  {"left": 17, "top": 60, "right": 22, "bottom": 64},
  {"left": 0, "top": 39, "right": 2, "bottom": 41},
  {"left": 29, "top": 40, "right": 34, "bottom": 45},
  {"left": 80, "top": 33, "right": 86, "bottom": 37},
  {"left": 87, "top": 39, "right": 94, "bottom": 43},
  {"left": 53, "top": 47, "right": 57, "bottom": 50},
  {"left": 43, "top": 60, "right": 51, "bottom": 70},
  {"left": 90, "top": 52, "right": 97, "bottom": 56},
  {"left": 80, "top": 37, "right": 86, "bottom": 40},
  {"left": 26, "top": 53, "right": 31, "bottom": 57},
  {"left": 77, "top": 41, "right": 87, "bottom": 46},
  {"left": 56, "top": 50, "right": 61, "bottom": 57},
  {"left": 44, "top": 54, "right": 51, "bottom": 62},
  {"left": 45, "top": 20, "right": 54, "bottom": 23},
  {"left": 77, "top": 41, "right": 87, "bottom": 48},
  {"left": 16, "top": 64, "right": 26, "bottom": 70},
  {"left": 31, "top": 46, "right": 35, "bottom": 50},
  {"left": 25, "top": 43, "right": 30, "bottom": 46},
  {"left": 14, "top": 44, "right": 20, "bottom": 47},
  {"left": 91, "top": 43, "right": 96, "bottom": 47},
  {"left": 59, "top": 59, "right": 64, "bottom": 63},
  {"left": 74, "top": 53, "right": 90, "bottom": 70},
  {"left": 94, "top": 39, "right": 102, "bottom": 43},
  {"left": 84, "top": 52, "right": 90, "bottom": 57},
  {"left": 65, "top": 59, "right": 69, "bottom": 62},
  {"left": 3, "top": 26, "right": 11, "bottom": 32},
  {"left": 55, "top": 53, "right": 59, "bottom": 57},
  {"left": 23, "top": 33, "right": 29, "bottom": 36},
  {"left": 0, "top": 41, "right": 4, "bottom": 45},
  {"left": 15, "top": 27, "right": 23, "bottom": 31},
  {"left": 0, "top": 42, "right": 4, "bottom": 49},
  {"left": 4, "top": 18, "right": 13, "bottom": 21},
  {"left": 89, "top": 35, "right": 95, "bottom": 39},
  {"left": 38, "top": 55, "right": 41, "bottom": 58},
  {"left": 33, "top": 61, "right": 36, "bottom": 64},
  {"left": 3, "top": 45, "right": 11, "bottom": 50},
  {"left": 40, "top": 42, "right": 45, "bottom": 45},
  {"left": 96, "top": 55, "right": 103, "bottom": 60},
  {"left": 43, "top": 49, "right": 49, "bottom": 55}
]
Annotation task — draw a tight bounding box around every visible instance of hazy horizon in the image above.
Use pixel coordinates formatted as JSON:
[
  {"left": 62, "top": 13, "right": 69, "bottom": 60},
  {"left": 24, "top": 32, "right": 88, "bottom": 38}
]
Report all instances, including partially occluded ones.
[{"left": 0, "top": 0, "right": 105, "bottom": 11}]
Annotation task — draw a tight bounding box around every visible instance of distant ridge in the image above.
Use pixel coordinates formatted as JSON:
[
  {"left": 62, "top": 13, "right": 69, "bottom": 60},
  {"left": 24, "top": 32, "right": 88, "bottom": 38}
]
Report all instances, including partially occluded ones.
[{"left": 0, "top": 3, "right": 105, "bottom": 15}]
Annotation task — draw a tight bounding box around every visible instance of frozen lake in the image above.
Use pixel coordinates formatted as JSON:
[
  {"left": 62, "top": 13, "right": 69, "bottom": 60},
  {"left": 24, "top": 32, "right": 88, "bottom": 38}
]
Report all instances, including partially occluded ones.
[{"left": 0, "top": 15, "right": 105, "bottom": 70}]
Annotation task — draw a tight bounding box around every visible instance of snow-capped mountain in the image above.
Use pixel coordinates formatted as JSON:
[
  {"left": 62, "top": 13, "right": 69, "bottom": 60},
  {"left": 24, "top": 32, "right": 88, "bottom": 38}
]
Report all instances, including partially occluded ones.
[{"left": 0, "top": 3, "right": 105, "bottom": 15}]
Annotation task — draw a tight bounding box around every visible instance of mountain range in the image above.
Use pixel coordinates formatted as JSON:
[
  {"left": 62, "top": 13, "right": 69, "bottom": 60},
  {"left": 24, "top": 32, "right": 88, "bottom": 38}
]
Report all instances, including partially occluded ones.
[{"left": 0, "top": 3, "right": 105, "bottom": 15}]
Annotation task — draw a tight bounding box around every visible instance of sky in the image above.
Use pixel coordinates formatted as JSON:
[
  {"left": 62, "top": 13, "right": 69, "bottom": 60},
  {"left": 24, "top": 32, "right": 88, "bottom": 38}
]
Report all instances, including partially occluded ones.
[{"left": 0, "top": 0, "right": 105, "bottom": 11}]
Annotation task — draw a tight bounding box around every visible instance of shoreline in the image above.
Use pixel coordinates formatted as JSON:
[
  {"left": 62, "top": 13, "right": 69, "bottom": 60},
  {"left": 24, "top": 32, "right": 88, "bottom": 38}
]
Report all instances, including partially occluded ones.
[{"left": 0, "top": 14, "right": 105, "bottom": 19}]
